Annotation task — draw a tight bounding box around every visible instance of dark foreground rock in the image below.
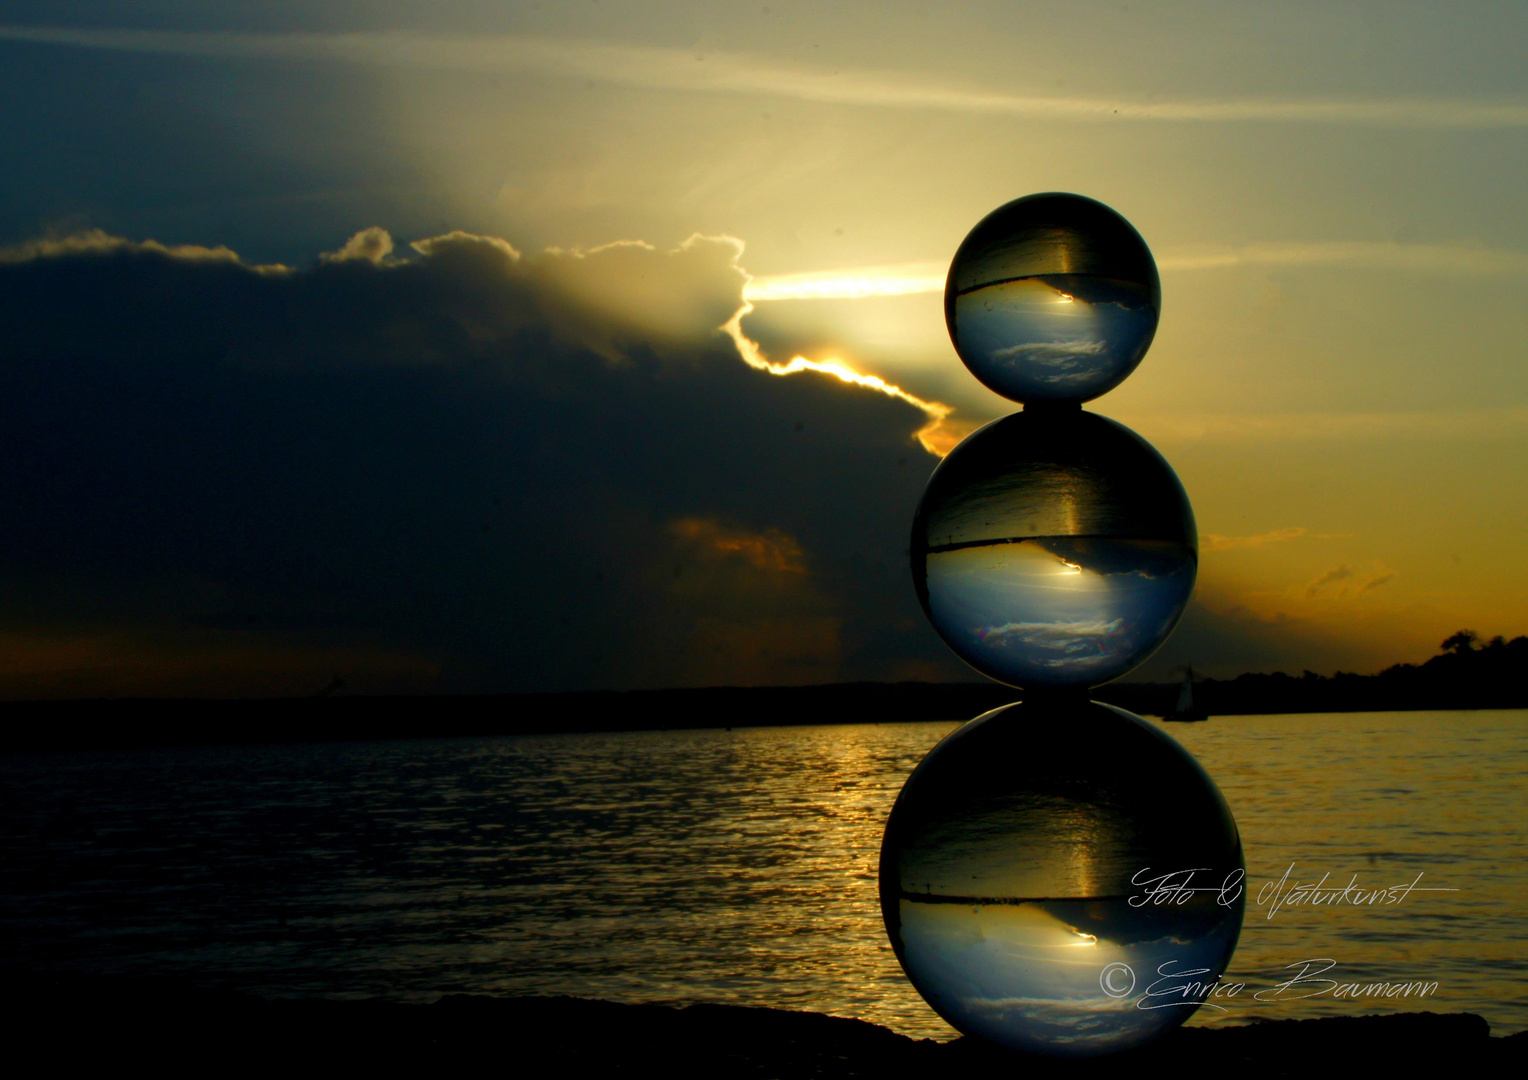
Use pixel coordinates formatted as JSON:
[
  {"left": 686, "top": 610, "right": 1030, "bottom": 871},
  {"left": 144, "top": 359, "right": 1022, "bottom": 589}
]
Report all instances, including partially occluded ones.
[{"left": 2, "top": 973, "right": 1522, "bottom": 1077}]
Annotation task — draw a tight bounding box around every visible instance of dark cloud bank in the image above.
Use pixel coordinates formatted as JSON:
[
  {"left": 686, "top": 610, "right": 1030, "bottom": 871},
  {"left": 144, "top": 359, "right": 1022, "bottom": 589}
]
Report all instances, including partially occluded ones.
[
  {"left": 0, "top": 228, "right": 1340, "bottom": 698},
  {"left": 0, "top": 229, "right": 962, "bottom": 696}
]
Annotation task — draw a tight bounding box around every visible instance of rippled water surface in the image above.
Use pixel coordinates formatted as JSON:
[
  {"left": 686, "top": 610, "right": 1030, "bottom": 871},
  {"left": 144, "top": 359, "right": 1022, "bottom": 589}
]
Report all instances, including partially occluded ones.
[{"left": 2, "top": 710, "right": 1524, "bottom": 1038}]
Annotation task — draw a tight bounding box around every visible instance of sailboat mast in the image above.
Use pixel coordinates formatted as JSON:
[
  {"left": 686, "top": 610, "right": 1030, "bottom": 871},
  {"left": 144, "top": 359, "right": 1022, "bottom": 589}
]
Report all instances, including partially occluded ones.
[{"left": 1175, "top": 668, "right": 1194, "bottom": 714}]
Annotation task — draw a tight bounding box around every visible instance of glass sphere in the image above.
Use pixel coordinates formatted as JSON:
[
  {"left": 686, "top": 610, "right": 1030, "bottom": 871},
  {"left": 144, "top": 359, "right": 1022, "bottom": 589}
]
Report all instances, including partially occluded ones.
[
  {"left": 880, "top": 698, "right": 1245, "bottom": 1057},
  {"left": 946, "top": 193, "right": 1160, "bottom": 404},
  {"left": 911, "top": 409, "right": 1195, "bottom": 689}
]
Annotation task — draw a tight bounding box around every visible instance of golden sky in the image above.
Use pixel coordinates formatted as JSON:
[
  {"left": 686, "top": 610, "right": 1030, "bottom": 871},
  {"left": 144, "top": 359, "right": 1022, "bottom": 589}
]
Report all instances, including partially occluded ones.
[{"left": 1, "top": 2, "right": 1525, "bottom": 693}]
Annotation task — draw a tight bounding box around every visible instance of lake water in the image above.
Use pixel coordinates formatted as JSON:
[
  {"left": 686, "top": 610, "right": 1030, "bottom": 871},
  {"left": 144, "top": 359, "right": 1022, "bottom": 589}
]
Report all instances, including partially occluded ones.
[{"left": 2, "top": 709, "right": 1525, "bottom": 1038}]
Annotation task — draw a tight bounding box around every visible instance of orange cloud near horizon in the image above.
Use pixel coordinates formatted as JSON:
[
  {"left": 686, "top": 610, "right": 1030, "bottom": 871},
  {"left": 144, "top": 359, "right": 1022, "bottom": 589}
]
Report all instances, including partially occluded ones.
[{"left": 670, "top": 517, "right": 807, "bottom": 574}]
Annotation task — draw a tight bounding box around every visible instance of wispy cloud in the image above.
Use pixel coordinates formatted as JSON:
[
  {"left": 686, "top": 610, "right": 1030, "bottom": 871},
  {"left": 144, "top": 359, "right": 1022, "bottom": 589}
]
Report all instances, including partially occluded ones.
[
  {"left": 1305, "top": 564, "right": 1396, "bottom": 599},
  {"left": 1203, "top": 527, "right": 1354, "bottom": 551},
  {"left": 1357, "top": 571, "right": 1397, "bottom": 595},
  {"left": 978, "top": 618, "right": 1125, "bottom": 645},
  {"left": 7, "top": 25, "right": 1528, "bottom": 130},
  {"left": 1139, "top": 407, "right": 1528, "bottom": 444},
  {"left": 991, "top": 340, "right": 1105, "bottom": 362},
  {"left": 1305, "top": 565, "right": 1355, "bottom": 597},
  {"left": 744, "top": 240, "right": 1528, "bottom": 303},
  {"left": 1157, "top": 241, "right": 1528, "bottom": 276}
]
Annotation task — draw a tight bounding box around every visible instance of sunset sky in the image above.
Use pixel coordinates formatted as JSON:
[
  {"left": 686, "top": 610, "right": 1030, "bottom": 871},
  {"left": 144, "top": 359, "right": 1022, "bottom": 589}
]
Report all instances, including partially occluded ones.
[{"left": 3, "top": 1, "right": 1526, "bottom": 696}]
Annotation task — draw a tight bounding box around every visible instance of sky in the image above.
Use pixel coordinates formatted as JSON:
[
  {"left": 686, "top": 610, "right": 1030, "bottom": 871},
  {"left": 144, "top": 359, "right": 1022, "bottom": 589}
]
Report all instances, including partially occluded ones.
[{"left": 2, "top": 1, "right": 1526, "bottom": 697}]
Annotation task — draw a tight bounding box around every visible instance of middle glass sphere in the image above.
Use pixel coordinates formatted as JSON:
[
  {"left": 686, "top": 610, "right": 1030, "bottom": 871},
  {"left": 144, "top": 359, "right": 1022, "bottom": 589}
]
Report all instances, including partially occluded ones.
[{"left": 911, "top": 409, "right": 1196, "bottom": 689}]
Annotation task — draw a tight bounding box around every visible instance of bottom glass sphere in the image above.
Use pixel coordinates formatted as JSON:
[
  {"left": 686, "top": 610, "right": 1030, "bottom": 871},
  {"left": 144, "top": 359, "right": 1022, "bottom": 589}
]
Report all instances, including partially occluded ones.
[{"left": 879, "top": 697, "right": 1245, "bottom": 1057}]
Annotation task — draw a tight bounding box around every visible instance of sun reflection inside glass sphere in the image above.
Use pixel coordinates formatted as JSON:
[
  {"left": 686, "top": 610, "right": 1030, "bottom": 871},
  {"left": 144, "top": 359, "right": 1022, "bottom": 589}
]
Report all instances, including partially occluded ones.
[
  {"left": 879, "top": 698, "right": 1245, "bottom": 1057},
  {"left": 946, "top": 193, "right": 1160, "bottom": 404}
]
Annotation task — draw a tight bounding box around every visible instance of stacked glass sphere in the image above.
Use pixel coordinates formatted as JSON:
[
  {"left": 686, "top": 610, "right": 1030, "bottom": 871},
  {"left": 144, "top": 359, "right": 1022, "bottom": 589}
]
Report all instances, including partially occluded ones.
[{"left": 880, "top": 194, "right": 1245, "bottom": 1056}]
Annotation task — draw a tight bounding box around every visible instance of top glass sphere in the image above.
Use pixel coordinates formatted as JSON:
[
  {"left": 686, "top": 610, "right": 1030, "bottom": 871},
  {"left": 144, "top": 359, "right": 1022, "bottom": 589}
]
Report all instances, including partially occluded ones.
[{"left": 946, "top": 193, "right": 1161, "bottom": 404}]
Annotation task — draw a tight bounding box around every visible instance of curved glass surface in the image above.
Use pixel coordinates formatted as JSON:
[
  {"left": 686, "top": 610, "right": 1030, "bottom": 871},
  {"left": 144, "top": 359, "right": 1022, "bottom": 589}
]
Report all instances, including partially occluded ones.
[
  {"left": 879, "top": 699, "right": 1245, "bottom": 1056},
  {"left": 912, "top": 410, "right": 1196, "bottom": 689},
  {"left": 946, "top": 193, "right": 1160, "bottom": 404}
]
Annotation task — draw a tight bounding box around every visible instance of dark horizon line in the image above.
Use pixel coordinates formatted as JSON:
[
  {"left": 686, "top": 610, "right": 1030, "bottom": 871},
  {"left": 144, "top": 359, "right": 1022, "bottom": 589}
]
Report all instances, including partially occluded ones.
[
  {"left": 5, "top": 628, "right": 1523, "bottom": 711},
  {"left": 3, "top": 658, "right": 1524, "bottom": 755}
]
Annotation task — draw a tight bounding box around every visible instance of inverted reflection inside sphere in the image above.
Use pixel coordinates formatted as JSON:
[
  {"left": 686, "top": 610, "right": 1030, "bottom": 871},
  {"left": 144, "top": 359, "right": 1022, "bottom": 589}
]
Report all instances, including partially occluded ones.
[
  {"left": 912, "top": 410, "right": 1196, "bottom": 689},
  {"left": 879, "top": 699, "right": 1245, "bottom": 1057},
  {"left": 946, "top": 194, "right": 1160, "bottom": 404}
]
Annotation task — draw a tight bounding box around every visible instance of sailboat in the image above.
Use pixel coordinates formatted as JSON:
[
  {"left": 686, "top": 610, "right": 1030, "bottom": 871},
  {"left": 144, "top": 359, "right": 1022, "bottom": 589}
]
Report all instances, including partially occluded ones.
[{"left": 1163, "top": 667, "right": 1208, "bottom": 722}]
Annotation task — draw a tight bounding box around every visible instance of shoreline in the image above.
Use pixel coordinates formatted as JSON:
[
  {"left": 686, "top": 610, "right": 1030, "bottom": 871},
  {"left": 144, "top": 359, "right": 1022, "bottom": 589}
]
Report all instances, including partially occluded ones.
[
  {"left": 4, "top": 682, "right": 1526, "bottom": 754},
  {"left": 4, "top": 975, "right": 1522, "bottom": 1075}
]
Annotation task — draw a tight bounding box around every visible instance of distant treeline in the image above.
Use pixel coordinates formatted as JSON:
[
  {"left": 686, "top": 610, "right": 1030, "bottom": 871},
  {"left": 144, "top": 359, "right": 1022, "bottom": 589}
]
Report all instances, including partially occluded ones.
[
  {"left": 2, "top": 633, "right": 1524, "bottom": 752},
  {"left": 1105, "top": 630, "right": 1528, "bottom": 718}
]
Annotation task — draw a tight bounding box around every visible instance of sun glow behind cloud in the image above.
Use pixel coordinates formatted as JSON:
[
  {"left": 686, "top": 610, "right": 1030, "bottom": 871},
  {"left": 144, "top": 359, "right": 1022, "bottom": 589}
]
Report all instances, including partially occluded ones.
[
  {"left": 730, "top": 235, "right": 1528, "bottom": 465},
  {"left": 744, "top": 264, "right": 946, "bottom": 302},
  {"left": 722, "top": 302, "right": 961, "bottom": 457}
]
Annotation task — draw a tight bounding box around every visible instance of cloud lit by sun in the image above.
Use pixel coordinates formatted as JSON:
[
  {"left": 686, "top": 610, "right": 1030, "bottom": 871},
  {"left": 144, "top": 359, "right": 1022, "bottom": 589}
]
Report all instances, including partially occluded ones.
[
  {"left": 722, "top": 302, "right": 966, "bottom": 457},
  {"left": 670, "top": 517, "right": 806, "bottom": 574}
]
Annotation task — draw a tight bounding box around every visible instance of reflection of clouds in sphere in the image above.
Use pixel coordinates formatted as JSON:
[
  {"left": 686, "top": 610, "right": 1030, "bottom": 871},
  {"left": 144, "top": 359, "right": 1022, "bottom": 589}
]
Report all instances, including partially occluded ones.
[
  {"left": 879, "top": 700, "right": 1245, "bottom": 1057},
  {"left": 946, "top": 194, "right": 1160, "bottom": 404},
  {"left": 928, "top": 538, "right": 1194, "bottom": 686},
  {"left": 912, "top": 410, "right": 1196, "bottom": 688}
]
